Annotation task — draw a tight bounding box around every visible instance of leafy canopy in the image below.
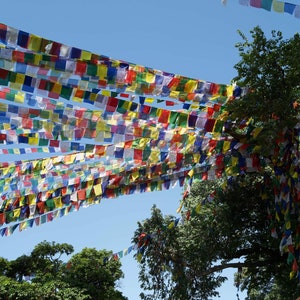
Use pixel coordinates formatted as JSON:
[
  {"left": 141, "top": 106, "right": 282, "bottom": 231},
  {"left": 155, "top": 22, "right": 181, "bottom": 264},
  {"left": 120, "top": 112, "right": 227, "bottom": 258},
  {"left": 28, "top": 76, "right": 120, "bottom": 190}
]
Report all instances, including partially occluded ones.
[
  {"left": 133, "top": 27, "right": 300, "bottom": 299},
  {"left": 226, "top": 26, "right": 300, "bottom": 155},
  {"left": 133, "top": 173, "right": 300, "bottom": 299},
  {"left": 0, "top": 241, "right": 128, "bottom": 300}
]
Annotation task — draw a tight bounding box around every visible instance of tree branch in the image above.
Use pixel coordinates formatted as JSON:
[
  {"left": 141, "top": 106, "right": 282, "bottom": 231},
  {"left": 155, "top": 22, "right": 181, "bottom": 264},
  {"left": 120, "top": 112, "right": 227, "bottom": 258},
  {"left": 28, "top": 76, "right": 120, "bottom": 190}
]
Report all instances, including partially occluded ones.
[
  {"left": 225, "top": 244, "right": 280, "bottom": 262},
  {"left": 198, "top": 259, "right": 274, "bottom": 277}
]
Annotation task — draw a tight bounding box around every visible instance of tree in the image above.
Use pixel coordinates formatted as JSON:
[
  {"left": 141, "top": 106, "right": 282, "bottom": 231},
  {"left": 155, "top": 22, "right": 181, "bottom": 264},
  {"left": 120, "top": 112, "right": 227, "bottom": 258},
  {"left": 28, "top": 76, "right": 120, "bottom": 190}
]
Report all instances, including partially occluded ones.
[
  {"left": 64, "top": 248, "right": 126, "bottom": 300},
  {"left": 7, "top": 240, "right": 74, "bottom": 283},
  {"left": 0, "top": 241, "right": 128, "bottom": 300},
  {"left": 226, "top": 26, "right": 300, "bottom": 155},
  {"left": 133, "top": 174, "right": 299, "bottom": 299},
  {"left": 227, "top": 26, "right": 300, "bottom": 297},
  {"left": 133, "top": 27, "right": 300, "bottom": 299}
]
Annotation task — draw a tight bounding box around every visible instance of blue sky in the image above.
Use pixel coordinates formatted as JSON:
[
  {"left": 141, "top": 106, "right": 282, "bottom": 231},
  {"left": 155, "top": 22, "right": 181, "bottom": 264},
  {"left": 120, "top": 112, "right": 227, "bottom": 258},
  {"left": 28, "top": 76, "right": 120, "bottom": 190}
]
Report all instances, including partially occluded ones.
[{"left": 0, "top": 1, "right": 299, "bottom": 299}]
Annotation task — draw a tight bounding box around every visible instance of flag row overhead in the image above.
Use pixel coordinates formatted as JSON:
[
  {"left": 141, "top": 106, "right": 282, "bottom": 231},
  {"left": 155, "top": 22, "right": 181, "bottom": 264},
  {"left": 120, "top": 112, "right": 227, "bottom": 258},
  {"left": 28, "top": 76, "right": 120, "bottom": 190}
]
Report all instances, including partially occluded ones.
[
  {"left": 0, "top": 22, "right": 247, "bottom": 230},
  {"left": 0, "top": 20, "right": 299, "bottom": 283},
  {"left": 237, "top": 0, "right": 300, "bottom": 18},
  {"left": 0, "top": 23, "right": 280, "bottom": 231}
]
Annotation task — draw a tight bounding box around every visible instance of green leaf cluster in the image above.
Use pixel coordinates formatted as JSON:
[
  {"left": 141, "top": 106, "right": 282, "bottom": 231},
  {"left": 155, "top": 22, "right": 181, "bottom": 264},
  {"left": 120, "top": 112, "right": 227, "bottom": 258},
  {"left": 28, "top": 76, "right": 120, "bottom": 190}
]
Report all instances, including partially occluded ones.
[
  {"left": 0, "top": 241, "right": 128, "bottom": 300},
  {"left": 226, "top": 27, "right": 300, "bottom": 156},
  {"left": 133, "top": 26, "right": 300, "bottom": 299},
  {"left": 133, "top": 174, "right": 300, "bottom": 299}
]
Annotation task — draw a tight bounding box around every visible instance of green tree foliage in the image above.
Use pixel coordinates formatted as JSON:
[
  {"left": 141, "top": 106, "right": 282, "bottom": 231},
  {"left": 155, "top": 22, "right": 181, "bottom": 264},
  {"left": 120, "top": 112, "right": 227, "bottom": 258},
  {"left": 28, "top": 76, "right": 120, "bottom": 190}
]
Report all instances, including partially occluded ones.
[
  {"left": 226, "top": 26, "right": 300, "bottom": 155},
  {"left": 133, "top": 175, "right": 300, "bottom": 299},
  {"left": 64, "top": 248, "right": 126, "bottom": 300},
  {"left": 0, "top": 241, "right": 128, "bottom": 300},
  {"left": 227, "top": 26, "right": 300, "bottom": 298},
  {"left": 133, "top": 27, "right": 300, "bottom": 299}
]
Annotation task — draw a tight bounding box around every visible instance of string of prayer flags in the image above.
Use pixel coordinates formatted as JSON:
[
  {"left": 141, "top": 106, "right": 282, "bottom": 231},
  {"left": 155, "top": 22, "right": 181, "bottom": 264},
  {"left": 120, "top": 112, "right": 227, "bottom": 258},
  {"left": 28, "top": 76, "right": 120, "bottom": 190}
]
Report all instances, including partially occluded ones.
[
  {"left": 238, "top": 0, "right": 300, "bottom": 18},
  {"left": 0, "top": 23, "right": 235, "bottom": 103},
  {"left": 0, "top": 21, "right": 299, "bottom": 279}
]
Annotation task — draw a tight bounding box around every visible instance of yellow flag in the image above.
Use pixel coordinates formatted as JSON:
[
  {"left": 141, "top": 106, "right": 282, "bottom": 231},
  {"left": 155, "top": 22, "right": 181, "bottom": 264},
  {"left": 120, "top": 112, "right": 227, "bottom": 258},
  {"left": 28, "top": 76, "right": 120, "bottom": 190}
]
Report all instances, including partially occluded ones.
[
  {"left": 13, "top": 208, "right": 21, "bottom": 219},
  {"left": 145, "top": 73, "right": 155, "bottom": 83},
  {"left": 177, "top": 202, "right": 183, "bottom": 213},
  {"left": 28, "top": 136, "right": 38, "bottom": 145},
  {"left": 184, "top": 80, "right": 197, "bottom": 93},
  {"left": 51, "top": 113, "right": 59, "bottom": 122},
  {"left": 149, "top": 150, "right": 159, "bottom": 163},
  {"left": 273, "top": 0, "right": 284, "bottom": 12},
  {"left": 80, "top": 50, "right": 92, "bottom": 61},
  {"left": 28, "top": 34, "right": 42, "bottom": 52},
  {"left": 53, "top": 197, "right": 63, "bottom": 208},
  {"left": 290, "top": 271, "right": 296, "bottom": 279},
  {"left": 132, "top": 171, "right": 139, "bottom": 181},
  {"left": 0, "top": 103, "right": 7, "bottom": 111},
  {"left": 191, "top": 103, "right": 199, "bottom": 109},
  {"left": 195, "top": 203, "right": 201, "bottom": 214},
  {"left": 126, "top": 83, "right": 138, "bottom": 93},
  {"left": 96, "top": 120, "right": 107, "bottom": 131},
  {"left": 226, "top": 85, "right": 234, "bottom": 97},
  {"left": 104, "top": 132, "right": 112, "bottom": 139},
  {"left": 252, "top": 127, "right": 263, "bottom": 138},
  {"left": 186, "top": 135, "right": 196, "bottom": 152},
  {"left": 19, "top": 221, "right": 28, "bottom": 231},
  {"left": 137, "top": 252, "right": 143, "bottom": 263},
  {"left": 28, "top": 194, "right": 36, "bottom": 205},
  {"left": 145, "top": 97, "right": 154, "bottom": 103},
  {"left": 168, "top": 221, "right": 175, "bottom": 229},
  {"left": 64, "top": 154, "right": 76, "bottom": 165},
  {"left": 170, "top": 90, "right": 180, "bottom": 99},
  {"left": 10, "top": 82, "right": 22, "bottom": 91},
  {"left": 111, "top": 60, "right": 120, "bottom": 68},
  {"left": 157, "top": 181, "right": 162, "bottom": 191},
  {"left": 33, "top": 53, "right": 42, "bottom": 65},
  {"left": 12, "top": 149, "right": 20, "bottom": 155},
  {"left": 97, "top": 65, "right": 108, "bottom": 80},
  {"left": 42, "top": 158, "right": 50, "bottom": 169},
  {"left": 42, "top": 147, "right": 49, "bottom": 153},
  {"left": 43, "top": 121, "right": 53, "bottom": 132},
  {"left": 138, "top": 138, "right": 149, "bottom": 149},
  {"left": 52, "top": 83, "right": 62, "bottom": 95},
  {"left": 72, "top": 95, "right": 83, "bottom": 103},
  {"left": 193, "top": 153, "right": 200, "bottom": 163},
  {"left": 18, "top": 197, "right": 26, "bottom": 206},
  {"left": 188, "top": 168, "right": 194, "bottom": 178},
  {"left": 222, "top": 140, "right": 231, "bottom": 153},
  {"left": 93, "top": 183, "right": 102, "bottom": 196},
  {"left": 126, "top": 111, "right": 138, "bottom": 119},
  {"left": 150, "top": 128, "right": 159, "bottom": 140},
  {"left": 15, "top": 73, "right": 25, "bottom": 84},
  {"left": 252, "top": 145, "right": 262, "bottom": 152},
  {"left": 89, "top": 92, "right": 97, "bottom": 101},
  {"left": 231, "top": 157, "right": 238, "bottom": 166}
]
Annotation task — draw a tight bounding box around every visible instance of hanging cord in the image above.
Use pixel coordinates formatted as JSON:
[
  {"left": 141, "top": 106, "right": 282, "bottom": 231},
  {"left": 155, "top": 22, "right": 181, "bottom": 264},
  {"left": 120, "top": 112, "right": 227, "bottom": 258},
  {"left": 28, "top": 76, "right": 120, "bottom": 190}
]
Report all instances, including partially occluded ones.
[
  {"left": 236, "top": 266, "right": 242, "bottom": 300},
  {"left": 236, "top": 288, "right": 240, "bottom": 300}
]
